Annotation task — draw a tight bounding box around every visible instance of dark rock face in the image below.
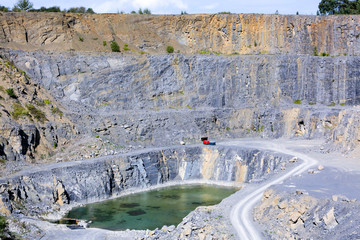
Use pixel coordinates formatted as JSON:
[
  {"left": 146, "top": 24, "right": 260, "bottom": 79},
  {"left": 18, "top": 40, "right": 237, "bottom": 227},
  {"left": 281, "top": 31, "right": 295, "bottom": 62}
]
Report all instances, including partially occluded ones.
[
  {"left": 2, "top": 49, "right": 360, "bottom": 151},
  {"left": 0, "top": 146, "right": 291, "bottom": 215}
]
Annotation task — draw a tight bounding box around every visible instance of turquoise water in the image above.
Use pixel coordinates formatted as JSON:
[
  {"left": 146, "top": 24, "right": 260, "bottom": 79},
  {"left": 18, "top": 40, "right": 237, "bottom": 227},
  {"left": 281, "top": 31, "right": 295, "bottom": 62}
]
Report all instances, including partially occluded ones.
[{"left": 64, "top": 184, "right": 238, "bottom": 231}]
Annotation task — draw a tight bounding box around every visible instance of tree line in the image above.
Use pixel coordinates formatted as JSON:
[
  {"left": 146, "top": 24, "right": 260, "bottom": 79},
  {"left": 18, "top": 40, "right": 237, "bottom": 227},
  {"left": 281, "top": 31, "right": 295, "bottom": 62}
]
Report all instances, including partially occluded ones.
[
  {"left": 0, "top": 0, "right": 95, "bottom": 13},
  {"left": 319, "top": 0, "right": 360, "bottom": 14},
  {"left": 0, "top": 0, "right": 153, "bottom": 14}
]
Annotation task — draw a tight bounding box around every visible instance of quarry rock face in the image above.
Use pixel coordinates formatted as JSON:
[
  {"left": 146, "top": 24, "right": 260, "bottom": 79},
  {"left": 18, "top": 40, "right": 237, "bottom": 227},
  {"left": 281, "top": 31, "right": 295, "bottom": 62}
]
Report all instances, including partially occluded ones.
[
  {"left": 0, "top": 146, "right": 291, "bottom": 216},
  {"left": 1, "top": 13, "right": 360, "bottom": 56},
  {"left": 1, "top": 12, "right": 360, "bottom": 239},
  {"left": 1, "top": 49, "right": 360, "bottom": 152}
]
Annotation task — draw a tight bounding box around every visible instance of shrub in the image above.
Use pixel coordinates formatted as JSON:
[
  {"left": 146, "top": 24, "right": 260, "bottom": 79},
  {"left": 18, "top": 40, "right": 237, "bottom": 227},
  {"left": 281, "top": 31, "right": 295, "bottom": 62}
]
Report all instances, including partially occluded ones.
[
  {"left": 51, "top": 107, "right": 63, "bottom": 117},
  {"left": 6, "top": 88, "right": 17, "bottom": 98},
  {"left": 43, "top": 99, "right": 51, "bottom": 104},
  {"left": 26, "top": 104, "right": 47, "bottom": 123},
  {"left": 0, "top": 215, "right": 8, "bottom": 238},
  {"left": 79, "top": 36, "right": 84, "bottom": 42},
  {"left": 103, "top": 41, "right": 107, "bottom": 46},
  {"left": 327, "top": 102, "right": 336, "bottom": 107},
  {"left": 313, "top": 47, "right": 318, "bottom": 56},
  {"left": 321, "top": 52, "right": 330, "bottom": 56},
  {"left": 293, "top": 100, "right": 301, "bottom": 104},
  {"left": 12, "top": 103, "right": 29, "bottom": 120},
  {"left": 254, "top": 40, "right": 257, "bottom": 47},
  {"left": 166, "top": 46, "right": 174, "bottom": 53},
  {"left": 124, "top": 43, "right": 130, "bottom": 51},
  {"left": 110, "top": 41, "right": 120, "bottom": 52}
]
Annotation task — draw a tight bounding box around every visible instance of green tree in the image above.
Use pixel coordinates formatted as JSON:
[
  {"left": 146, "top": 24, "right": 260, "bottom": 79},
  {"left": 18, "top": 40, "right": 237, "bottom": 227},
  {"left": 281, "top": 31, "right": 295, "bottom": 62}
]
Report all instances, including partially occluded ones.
[
  {"left": 110, "top": 41, "right": 120, "bottom": 52},
  {"left": 86, "top": 8, "right": 95, "bottom": 14},
  {"left": 67, "top": 7, "right": 86, "bottom": 13},
  {"left": 143, "top": 8, "right": 151, "bottom": 14},
  {"left": 138, "top": 8, "right": 143, "bottom": 14},
  {"left": 0, "top": 6, "right": 9, "bottom": 12},
  {"left": 318, "top": 0, "right": 360, "bottom": 15},
  {"left": 14, "top": 0, "right": 33, "bottom": 11}
]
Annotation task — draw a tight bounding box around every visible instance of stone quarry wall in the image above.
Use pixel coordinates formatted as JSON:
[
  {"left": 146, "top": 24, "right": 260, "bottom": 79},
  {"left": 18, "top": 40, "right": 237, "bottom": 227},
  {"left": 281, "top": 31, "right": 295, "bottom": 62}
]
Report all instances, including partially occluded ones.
[
  {"left": 2, "top": 49, "right": 360, "bottom": 151},
  {"left": 0, "top": 146, "right": 291, "bottom": 216},
  {"left": 4, "top": 50, "right": 360, "bottom": 108},
  {"left": 1, "top": 13, "right": 360, "bottom": 56}
]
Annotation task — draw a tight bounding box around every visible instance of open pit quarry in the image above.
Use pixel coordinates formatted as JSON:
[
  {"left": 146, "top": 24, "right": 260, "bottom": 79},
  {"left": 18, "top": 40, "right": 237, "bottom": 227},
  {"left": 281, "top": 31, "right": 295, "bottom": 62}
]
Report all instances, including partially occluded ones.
[{"left": 0, "top": 12, "right": 360, "bottom": 239}]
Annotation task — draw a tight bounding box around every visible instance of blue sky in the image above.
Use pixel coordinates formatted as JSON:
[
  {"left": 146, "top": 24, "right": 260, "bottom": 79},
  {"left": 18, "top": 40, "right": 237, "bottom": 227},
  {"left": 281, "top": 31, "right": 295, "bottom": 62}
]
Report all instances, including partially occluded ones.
[{"left": 4, "top": 0, "right": 320, "bottom": 15}]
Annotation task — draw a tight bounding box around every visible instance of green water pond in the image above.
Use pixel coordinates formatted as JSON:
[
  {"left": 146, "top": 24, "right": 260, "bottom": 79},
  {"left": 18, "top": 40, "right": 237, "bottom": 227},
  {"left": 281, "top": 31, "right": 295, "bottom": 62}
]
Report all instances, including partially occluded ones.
[{"left": 62, "top": 184, "right": 239, "bottom": 231}]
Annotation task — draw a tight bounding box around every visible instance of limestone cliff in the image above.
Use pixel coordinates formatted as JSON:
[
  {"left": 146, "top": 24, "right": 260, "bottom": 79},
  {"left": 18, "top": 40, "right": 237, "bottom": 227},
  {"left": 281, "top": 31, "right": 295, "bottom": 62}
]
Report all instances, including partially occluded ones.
[{"left": 1, "top": 12, "right": 360, "bottom": 55}]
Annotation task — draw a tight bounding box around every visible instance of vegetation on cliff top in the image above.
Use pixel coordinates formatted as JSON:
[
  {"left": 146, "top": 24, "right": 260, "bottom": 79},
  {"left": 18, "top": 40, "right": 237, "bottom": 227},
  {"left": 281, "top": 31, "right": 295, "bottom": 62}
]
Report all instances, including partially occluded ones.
[{"left": 318, "top": 0, "right": 360, "bottom": 15}]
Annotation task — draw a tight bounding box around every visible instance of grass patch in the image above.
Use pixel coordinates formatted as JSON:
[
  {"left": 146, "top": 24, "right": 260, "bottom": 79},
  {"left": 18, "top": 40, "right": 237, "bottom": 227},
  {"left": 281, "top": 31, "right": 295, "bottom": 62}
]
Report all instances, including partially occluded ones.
[
  {"left": 79, "top": 36, "right": 84, "bottom": 42},
  {"left": 6, "top": 88, "right": 17, "bottom": 99},
  {"left": 199, "top": 49, "right": 210, "bottom": 54},
  {"left": 92, "top": 38, "right": 98, "bottom": 40},
  {"left": 124, "top": 44, "right": 130, "bottom": 51},
  {"left": 340, "top": 102, "right": 346, "bottom": 106},
  {"left": 186, "top": 105, "right": 195, "bottom": 110},
  {"left": 327, "top": 102, "right": 336, "bottom": 107},
  {"left": 321, "top": 52, "right": 330, "bottom": 56},
  {"left": 226, "top": 127, "right": 230, "bottom": 131},
  {"left": 293, "top": 99, "right": 301, "bottom": 104},
  {"left": 26, "top": 104, "right": 48, "bottom": 123},
  {"left": 103, "top": 41, "right": 107, "bottom": 46},
  {"left": 51, "top": 107, "right": 63, "bottom": 117},
  {"left": 12, "top": 103, "right": 30, "bottom": 120},
  {"left": 309, "top": 102, "right": 316, "bottom": 105}
]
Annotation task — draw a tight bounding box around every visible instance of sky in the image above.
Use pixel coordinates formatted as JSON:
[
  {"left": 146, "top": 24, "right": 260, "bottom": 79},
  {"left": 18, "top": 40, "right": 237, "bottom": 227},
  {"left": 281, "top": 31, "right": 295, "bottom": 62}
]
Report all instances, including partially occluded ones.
[{"left": 3, "top": 0, "right": 320, "bottom": 15}]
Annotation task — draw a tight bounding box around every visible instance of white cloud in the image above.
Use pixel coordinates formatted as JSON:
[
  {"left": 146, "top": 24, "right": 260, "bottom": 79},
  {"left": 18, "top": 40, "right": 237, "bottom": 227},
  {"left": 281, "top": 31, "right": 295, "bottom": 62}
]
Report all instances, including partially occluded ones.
[
  {"left": 95, "top": 0, "right": 131, "bottom": 13},
  {"left": 132, "top": 0, "right": 187, "bottom": 10},
  {"left": 204, "top": 3, "right": 218, "bottom": 10}
]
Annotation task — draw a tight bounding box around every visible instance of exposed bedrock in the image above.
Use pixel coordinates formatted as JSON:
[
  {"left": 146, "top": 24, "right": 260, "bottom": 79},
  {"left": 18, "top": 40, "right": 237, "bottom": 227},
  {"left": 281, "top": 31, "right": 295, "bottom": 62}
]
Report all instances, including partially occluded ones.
[
  {"left": 1, "top": 13, "right": 360, "bottom": 56},
  {"left": 0, "top": 146, "right": 292, "bottom": 216},
  {"left": 2, "top": 50, "right": 360, "bottom": 151},
  {"left": 254, "top": 188, "right": 360, "bottom": 240}
]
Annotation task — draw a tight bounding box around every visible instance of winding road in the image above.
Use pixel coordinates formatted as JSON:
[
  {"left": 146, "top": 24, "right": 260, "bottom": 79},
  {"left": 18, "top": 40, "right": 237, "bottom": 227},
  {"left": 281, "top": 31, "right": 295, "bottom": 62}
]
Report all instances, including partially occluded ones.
[{"left": 224, "top": 140, "right": 319, "bottom": 240}]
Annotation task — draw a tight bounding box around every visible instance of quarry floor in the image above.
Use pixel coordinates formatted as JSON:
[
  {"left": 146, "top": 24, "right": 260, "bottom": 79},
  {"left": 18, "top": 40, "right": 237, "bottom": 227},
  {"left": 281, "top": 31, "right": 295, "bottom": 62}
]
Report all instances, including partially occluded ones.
[{"left": 20, "top": 138, "right": 360, "bottom": 240}]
